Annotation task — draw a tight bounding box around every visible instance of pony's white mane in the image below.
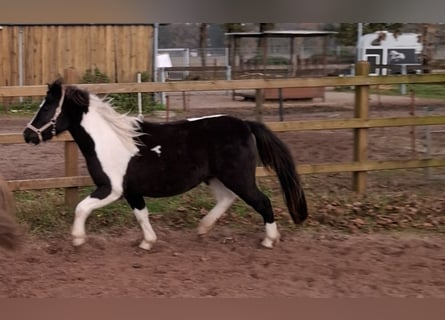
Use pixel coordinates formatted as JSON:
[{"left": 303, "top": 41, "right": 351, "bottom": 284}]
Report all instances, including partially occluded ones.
[{"left": 88, "top": 94, "right": 144, "bottom": 152}]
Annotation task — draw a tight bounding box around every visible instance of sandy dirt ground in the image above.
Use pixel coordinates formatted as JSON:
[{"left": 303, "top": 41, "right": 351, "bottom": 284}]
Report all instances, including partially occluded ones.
[
  {"left": 2, "top": 227, "right": 445, "bottom": 298},
  {"left": 1, "top": 89, "right": 445, "bottom": 297}
]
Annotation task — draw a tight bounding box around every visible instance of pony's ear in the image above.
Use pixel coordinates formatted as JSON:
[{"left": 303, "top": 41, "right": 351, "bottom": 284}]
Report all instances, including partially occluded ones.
[{"left": 47, "top": 78, "right": 64, "bottom": 97}]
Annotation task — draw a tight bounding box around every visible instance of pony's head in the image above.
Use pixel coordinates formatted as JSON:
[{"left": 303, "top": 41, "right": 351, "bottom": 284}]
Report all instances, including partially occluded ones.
[{"left": 23, "top": 78, "right": 89, "bottom": 144}]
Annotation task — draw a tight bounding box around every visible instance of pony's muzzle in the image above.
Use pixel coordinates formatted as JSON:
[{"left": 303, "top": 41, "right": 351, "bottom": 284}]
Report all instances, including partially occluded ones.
[{"left": 23, "top": 128, "right": 41, "bottom": 145}]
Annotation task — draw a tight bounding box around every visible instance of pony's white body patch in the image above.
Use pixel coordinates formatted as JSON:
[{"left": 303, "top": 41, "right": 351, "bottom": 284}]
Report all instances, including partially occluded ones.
[
  {"left": 150, "top": 145, "right": 162, "bottom": 157},
  {"left": 187, "top": 114, "right": 225, "bottom": 122},
  {"left": 80, "top": 94, "right": 140, "bottom": 195}
]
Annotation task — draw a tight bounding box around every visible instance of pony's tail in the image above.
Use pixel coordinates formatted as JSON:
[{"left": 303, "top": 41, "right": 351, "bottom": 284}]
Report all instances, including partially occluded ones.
[
  {"left": 0, "top": 176, "right": 22, "bottom": 250},
  {"left": 246, "top": 121, "right": 308, "bottom": 224}
]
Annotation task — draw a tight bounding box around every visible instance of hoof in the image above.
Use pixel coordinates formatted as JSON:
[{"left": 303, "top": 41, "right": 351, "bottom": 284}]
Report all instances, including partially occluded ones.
[
  {"left": 261, "top": 236, "right": 280, "bottom": 249},
  {"left": 72, "top": 236, "right": 86, "bottom": 247},
  {"left": 197, "top": 224, "right": 211, "bottom": 236},
  {"left": 139, "top": 239, "right": 154, "bottom": 251},
  {"left": 261, "top": 238, "right": 274, "bottom": 249}
]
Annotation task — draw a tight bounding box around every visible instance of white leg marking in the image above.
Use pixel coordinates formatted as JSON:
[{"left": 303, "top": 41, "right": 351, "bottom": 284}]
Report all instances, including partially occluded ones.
[
  {"left": 71, "top": 192, "right": 121, "bottom": 246},
  {"left": 261, "top": 222, "right": 280, "bottom": 249},
  {"left": 133, "top": 207, "right": 157, "bottom": 250},
  {"left": 197, "top": 179, "right": 237, "bottom": 235}
]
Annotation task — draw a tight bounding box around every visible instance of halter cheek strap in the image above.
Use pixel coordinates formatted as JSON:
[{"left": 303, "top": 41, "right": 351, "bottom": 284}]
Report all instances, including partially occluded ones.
[{"left": 27, "top": 88, "right": 65, "bottom": 142}]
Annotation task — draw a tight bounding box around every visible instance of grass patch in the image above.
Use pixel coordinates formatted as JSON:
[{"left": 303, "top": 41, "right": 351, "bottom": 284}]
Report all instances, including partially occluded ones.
[
  {"left": 15, "top": 189, "right": 72, "bottom": 235},
  {"left": 371, "top": 83, "right": 445, "bottom": 99},
  {"left": 13, "top": 176, "right": 445, "bottom": 237},
  {"left": 334, "top": 83, "right": 445, "bottom": 100},
  {"left": 407, "top": 84, "right": 445, "bottom": 99},
  {"left": 14, "top": 181, "right": 277, "bottom": 235}
]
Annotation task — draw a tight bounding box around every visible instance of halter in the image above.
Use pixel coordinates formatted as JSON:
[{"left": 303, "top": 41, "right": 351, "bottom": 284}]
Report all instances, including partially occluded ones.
[{"left": 26, "top": 88, "right": 65, "bottom": 143}]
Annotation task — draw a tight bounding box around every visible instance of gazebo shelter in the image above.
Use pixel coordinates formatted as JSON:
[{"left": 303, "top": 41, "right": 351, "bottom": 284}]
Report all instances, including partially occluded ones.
[{"left": 225, "top": 30, "right": 337, "bottom": 100}]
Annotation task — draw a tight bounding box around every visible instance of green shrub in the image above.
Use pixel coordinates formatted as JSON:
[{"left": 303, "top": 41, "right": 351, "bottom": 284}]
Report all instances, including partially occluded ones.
[
  {"left": 0, "top": 98, "right": 40, "bottom": 115},
  {"left": 80, "top": 68, "right": 165, "bottom": 114},
  {"left": 81, "top": 68, "right": 111, "bottom": 84}
]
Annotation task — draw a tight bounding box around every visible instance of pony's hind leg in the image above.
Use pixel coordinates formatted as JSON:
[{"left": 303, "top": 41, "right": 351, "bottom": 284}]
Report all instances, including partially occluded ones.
[
  {"left": 71, "top": 190, "right": 121, "bottom": 247},
  {"left": 242, "top": 188, "right": 280, "bottom": 248},
  {"left": 219, "top": 176, "right": 280, "bottom": 248},
  {"left": 124, "top": 194, "right": 157, "bottom": 250},
  {"left": 197, "top": 178, "right": 237, "bottom": 236}
]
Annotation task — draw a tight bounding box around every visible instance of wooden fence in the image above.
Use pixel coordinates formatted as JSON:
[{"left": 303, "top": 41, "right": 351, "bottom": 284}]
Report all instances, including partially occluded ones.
[
  {"left": 0, "top": 25, "right": 153, "bottom": 89},
  {"left": 1, "top": 62, "right": 445, "bottom": 207}
]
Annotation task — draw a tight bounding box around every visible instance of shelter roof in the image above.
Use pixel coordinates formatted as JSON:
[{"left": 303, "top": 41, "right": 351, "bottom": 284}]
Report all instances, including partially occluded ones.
[{"left": 225, "top": 30, "right": 337, "bottom": 38}]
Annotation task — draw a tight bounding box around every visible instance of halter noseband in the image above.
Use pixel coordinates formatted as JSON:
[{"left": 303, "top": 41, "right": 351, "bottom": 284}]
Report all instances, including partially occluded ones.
[{"left": 27, "top": 88, "right": 65, "bottom": 142}]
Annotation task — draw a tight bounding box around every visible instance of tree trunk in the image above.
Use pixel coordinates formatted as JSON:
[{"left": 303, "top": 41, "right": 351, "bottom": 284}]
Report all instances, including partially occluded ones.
[
  {"left": 420, "top": 23, "right": 438, "bottom": 72},
  {"left": 199, "top": 23, "right": 208, "bottom": 67}
]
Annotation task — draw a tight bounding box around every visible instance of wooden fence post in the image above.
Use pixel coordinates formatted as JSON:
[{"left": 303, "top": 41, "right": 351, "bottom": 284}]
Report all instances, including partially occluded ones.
[
  {"left": 63, "top": 68, "right": 80, "bottom": 207},
  {"left": 353, "top": 61, "right": 370, "bottom": 193},
  {"left": 63, "top": 67, "right": 80, "bottom": 84}
]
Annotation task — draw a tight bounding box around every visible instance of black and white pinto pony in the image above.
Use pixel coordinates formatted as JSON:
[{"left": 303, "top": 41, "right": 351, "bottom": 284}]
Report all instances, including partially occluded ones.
[{"left": 23, "top": 79, "right": 308, "bottom": 250}]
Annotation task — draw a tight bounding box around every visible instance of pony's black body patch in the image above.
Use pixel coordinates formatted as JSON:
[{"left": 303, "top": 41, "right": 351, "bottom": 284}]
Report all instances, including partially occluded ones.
[{"left": 124, "top": 117, "right": 254, "bottom": 198}]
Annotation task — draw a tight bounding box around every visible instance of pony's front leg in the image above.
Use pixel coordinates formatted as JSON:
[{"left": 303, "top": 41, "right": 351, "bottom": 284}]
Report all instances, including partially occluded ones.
[
  {"left": 71, "top": 191, "right": 121, "bottom": 247},
  {"left": 133, "top": 207, "right": 157, "bottom": 250},
  {"left": 124, "top": 194, "right": 157, "bottom": 250}
]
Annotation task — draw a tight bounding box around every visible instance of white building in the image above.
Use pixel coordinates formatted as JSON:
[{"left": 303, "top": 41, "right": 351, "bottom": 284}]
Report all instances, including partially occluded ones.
[{"left": 357, "top": 31, "right": 423, "bottom": 75}]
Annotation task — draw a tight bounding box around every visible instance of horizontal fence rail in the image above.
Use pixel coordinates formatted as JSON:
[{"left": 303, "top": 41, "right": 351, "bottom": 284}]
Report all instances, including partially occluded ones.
[
  {"left": 266, "top": 116, "right": 445, "bottom": 131},
  {"left": 3, "top": 117, "right": 445, "bottom": 191},
  {"left": 2, "top": 74, "right": 445, "bottom": 97},
  {"left": 6, "top": 157, "right": 445, "bottom": 193},
  {"left": 3, "top": 115, "right": 445, "bottom": 145},
  {"left": 1, "top": 65, "right": 445, "bottom": 204}
]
